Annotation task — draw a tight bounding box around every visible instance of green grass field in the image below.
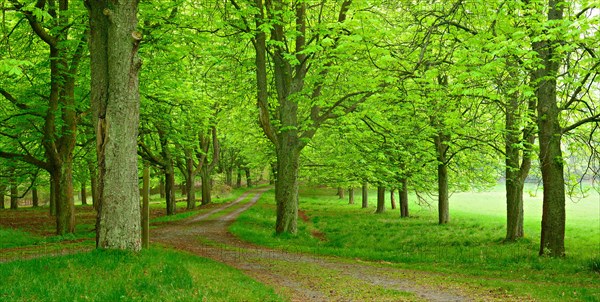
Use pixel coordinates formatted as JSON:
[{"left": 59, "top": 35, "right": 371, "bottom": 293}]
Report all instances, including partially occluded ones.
[
  {"left": 229, "top": 184, "right": 600, "bottom": 301},
  {"left": 0, "top": 248, "right": 283, "bottom": 302}
]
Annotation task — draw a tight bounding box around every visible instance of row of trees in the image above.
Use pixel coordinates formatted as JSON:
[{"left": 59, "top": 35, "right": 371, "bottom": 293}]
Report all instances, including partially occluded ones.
[{"left": 1, "top": 0, "right": 598, "bottom": 256}]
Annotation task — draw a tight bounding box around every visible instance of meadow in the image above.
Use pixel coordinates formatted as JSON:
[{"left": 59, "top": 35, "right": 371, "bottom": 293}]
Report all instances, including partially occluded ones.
[{"left": 229, "top": 184, "right": 600, "bottom": 301}]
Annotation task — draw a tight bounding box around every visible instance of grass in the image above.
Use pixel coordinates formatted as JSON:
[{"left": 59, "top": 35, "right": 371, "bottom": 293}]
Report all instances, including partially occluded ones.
[
  {"left": 0, "top": 228, "right": 43, "bottom": 249},
  {"left": 0, "top": 247, "right": 284, "bottom": 302},
  {"left": 229, "top": 185, "right": 600, "bottom": 301}
]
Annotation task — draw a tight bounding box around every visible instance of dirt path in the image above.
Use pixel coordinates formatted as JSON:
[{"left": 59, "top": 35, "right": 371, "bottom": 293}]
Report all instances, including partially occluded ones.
[{"left": 152, "top": 188, "right": 513, "bottom": 302}]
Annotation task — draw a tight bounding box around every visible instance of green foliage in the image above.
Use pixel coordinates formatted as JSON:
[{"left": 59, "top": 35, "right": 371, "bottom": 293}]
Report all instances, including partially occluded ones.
[{"left": 0, "top": 248, "right": 283, "bottom": 301}]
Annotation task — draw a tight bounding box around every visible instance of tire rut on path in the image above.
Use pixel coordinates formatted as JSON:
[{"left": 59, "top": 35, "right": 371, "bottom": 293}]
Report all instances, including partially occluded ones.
[{"left": 151, "top": 188, "right": 499, "bottom": 302}]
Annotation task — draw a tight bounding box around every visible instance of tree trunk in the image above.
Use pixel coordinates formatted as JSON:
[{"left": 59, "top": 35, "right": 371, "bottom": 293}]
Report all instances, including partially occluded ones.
[
  {"left": 435, "top": 132, "right": 450, "bottom": 224},
  {"left": 159, "top": 178, "right": 165, "bottom": 198},
  {"left": 31, "top": 187, "right": 38, "bottom": 207},
  {"left": 165, "top": 166, "right": 176, "bottom": 215},
  {"left": 49, "top": 173, "right": 56, "bottom": 216},
  {"left": 0, "top": 185, "right": 5, "bottom": 209},
  {"left": 10, "top": 181, "right": 18, "bottom": 210},
  {"left": 348, "top": 187, "right": 354, "bottom": 205},
  {"left": 236, "top": 169, "right": 242, "bottom": 188},
  {"left": 201, "top": 166, "right": 212, "bottom": 205},
  {"left": 530, "top": 0, "right": 565, "bottom": 257},
  {"left": 245, "top": 168, "right": 252, "bottom": 188},
  {"left": 142, "top": 166, "right": 150, "bottom": 249},
  {"left": 185, "top": 156, "right": 196, "bottom": 210},
  {"left": 89, "top": 163, "right": 98, "bottom": 210},
  {"left": 337, "top": 187, "right": 344, "bottom": 199},
  {"left": 226, "top": 167, "right": 233, "bottom": 187},
  {"left": 88, "top": 0, "right": 142, "bottom": 251},
  {"left": 375, "top": 186, "right": 385, "bottom": 214},
  {"left": 54, "top": 162, "right": 76, "bottom": 235},
  {"left": 361, "top": 181, "right": 368, "bottom": 208},
  {"left": 275, "top": 146, "right": 300, "bottom": 234},
  {"left": 504, "top": 89, "right": 534, "bottom": 241},
  {"left": 399, "top": 178, "right": 409, "bottom": 218},
  {"left": 390, "top": 188, "right": 397, "bottom": 210},
  {"left": 180, "top": 182, "right": 187, "bottom": 197},
  {"left": 81, "top": 181, "right": 87, "bottom": 205}
]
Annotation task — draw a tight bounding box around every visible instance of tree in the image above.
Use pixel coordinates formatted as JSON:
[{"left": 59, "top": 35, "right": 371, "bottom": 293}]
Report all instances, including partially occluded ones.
[
  {"left": 87, "top": 0, "right": 142, "bottom": 251},
  {"left": 527, "top": 0, "right": 600, "bottom": 257},
  {"left": 231, "top": 0, "right": 380, "bottom": 234}
]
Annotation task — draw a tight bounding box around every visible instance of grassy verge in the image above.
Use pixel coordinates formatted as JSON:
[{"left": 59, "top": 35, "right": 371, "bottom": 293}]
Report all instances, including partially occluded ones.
[
  {"left": 0, "top": 247, "right": 284, "bottom": 302},
  {"left": 229, "top": 186, "right": 600, "bottom": 301}
]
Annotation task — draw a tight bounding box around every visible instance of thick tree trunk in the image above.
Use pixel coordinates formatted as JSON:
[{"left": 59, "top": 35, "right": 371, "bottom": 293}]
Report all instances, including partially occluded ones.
[
  {"left": 142, "top": 166, "right": 150, "bottom": 249},
  {"left": 275, "top": 146, "right": 300, "bottom": 234},
  {"left": 435, "top": 132, "right": 450, "bottom": 224},
  {"left": 361, "top": 181, "right": 368, "bottom": 208},
  {"left": 390, "top": 189, "right": 397, "bottom": 210},
  {"left": 55, "top": 160, "right": 76, "bottom": 234},
  {"left": 348, "top": 187, "right": 354, "bottom": 205},
  {"left": 399, "top": 178, "right": 409, "bottom": 218},
  {"left": 201, "top": 167, "right": 212, "bottom": 205},
  {"left": 531, "top": 0, "right": 565, "bottom": 258},
  {"left": 81, "top": 181, "right": 87, "bottom": 205},
  {"left": 32, "top": 187, "right": 39, "bottom": 207},
  {"left": 89, "top": 0, "right": 142, "bottom": 251},
  {"left": 337, "top": 187, "right": 344, "bottom": 199},
  {"left": 10, "top": 181, "right": 18, "bottom": 210},
  {"left": 375, "top": 186, "right": 385, "bottom": 214},
  {"left": 245, "top": 168, "right": 252, "bottom": 188}
]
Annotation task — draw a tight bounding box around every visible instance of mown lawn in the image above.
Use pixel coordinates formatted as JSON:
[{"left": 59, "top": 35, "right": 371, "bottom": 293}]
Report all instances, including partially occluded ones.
[
  {"left": 0, "top": 248, "right": 283, "bottom": 302},
  {"left": 229, "top": 185, "right": 600, "bottom": 301}
]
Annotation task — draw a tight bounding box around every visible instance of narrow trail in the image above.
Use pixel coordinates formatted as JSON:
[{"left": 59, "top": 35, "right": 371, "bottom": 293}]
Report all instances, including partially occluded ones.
[{"left": 151, "top": 188, "right": 510, "bottom": 302}]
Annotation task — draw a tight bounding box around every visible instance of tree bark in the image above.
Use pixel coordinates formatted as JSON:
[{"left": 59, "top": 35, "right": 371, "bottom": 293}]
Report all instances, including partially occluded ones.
[
  {"left": 236, "top": 169, "right": 242, "bottom": 188},
  {"left": 375, "top": 186, "right": 385, "bottom": 214},
  {"left": 245, "top": 168, "right": 252, "bottom": 188},
  {"left": 201, "top": 166, "right": 212, "bottom": 205},
  {"left": 32, "top": 187, "right": 39, "bottom": 207},
  {"left": 348, "top": 187, "right": 354, "bottom": 205},
  {"left": 361, "top": 181, "right": 368, "bottom": 208},
  {"left": 89, "top": 164, "right": 98, "bottom": 210},
  {"left": 0, "top": 185, "right": 4, "bottom": 209},
  {"left": 435, "top": 132, "right": 450, "bottom": 224},
  {"left": 88, "top": 0, "right": 142, "bottom": 251},
  {"left": 399, "top": 178, "right": 409, "bottom": 218},
  {"left": 185, "top": 154, "right": 197, "bottom": 210},
  {"left": 80, "top": 181, "right": 87, "bottom": 205},
  {"left": 10, "top": 180, "right": 18, "bottom": 210},
  {"left": 142, "top": 166, "right": 150, "bottom": 249},
  {"left": 337, "top": 187, "right": 344, "bottom": 199},
  {"left": 531, "top": 0, "right": 566, "bottom": 257},
  {"left": 159, "top": 178, "right": 166, "bottom": 198},
  {"left": 165, "top": 165, "right": 176, "bottom": 215},
  {"left": 390, "top": 188, "right": 397, "bottom": 210},
  {"left": 275, "top": 146, "right": 300, "bottom": 234}
]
